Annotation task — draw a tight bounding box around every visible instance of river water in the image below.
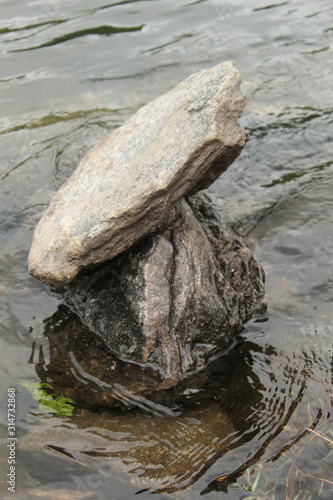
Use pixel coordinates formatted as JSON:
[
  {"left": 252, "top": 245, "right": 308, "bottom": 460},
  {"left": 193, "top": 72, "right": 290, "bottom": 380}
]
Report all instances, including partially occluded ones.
[{"left": 0, "top": 0, "right": 332, "bottom": 498}]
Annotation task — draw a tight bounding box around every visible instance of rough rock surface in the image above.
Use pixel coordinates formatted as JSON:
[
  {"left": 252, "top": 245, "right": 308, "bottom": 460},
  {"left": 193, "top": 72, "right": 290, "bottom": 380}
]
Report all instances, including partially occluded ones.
[
  {"left": 64, "top": 194, "right": 267, "bottom": 389},
  {"left": 28, "top": 61, "right": 248, "bottom": 286}
]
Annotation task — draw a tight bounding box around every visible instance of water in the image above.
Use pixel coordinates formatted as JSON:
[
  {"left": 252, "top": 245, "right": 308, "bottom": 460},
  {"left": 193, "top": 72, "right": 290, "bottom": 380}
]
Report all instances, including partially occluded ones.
[{"left": 0, "top": 0, "right": 332, "bottom": 498}]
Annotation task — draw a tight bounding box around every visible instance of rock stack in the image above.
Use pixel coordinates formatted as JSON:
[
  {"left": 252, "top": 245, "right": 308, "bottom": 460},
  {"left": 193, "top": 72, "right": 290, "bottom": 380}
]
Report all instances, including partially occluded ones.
[{"left": 28, "top": 61, "right": 267, "bottom": 389}]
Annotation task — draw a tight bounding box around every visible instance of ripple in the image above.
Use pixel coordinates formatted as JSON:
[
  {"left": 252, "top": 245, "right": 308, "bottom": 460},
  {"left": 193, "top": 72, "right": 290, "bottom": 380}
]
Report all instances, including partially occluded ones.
[
  {"left": 0, "top": 108, "right": 113, "bottom": 136},
  {"left": 253, "top": 2, "right": 289, "bottom": 12},
  {"left": 17, "top": 309, "right": 330, "bottom": 493},
  {"left": 81, "top": 0, "right": 146, "bottom": 16},
  {"left": 10, "top": 24, "right": 144, "bottom": 52},
  {"left": 0, "top": 18, "right": 66, "bottom": 35}
]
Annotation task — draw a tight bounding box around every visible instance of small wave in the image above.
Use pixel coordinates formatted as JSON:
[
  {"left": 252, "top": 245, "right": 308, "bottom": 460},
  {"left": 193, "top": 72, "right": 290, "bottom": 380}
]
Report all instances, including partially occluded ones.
[{"left": 10, "top": 24, "right": 144, "bottom": 52}]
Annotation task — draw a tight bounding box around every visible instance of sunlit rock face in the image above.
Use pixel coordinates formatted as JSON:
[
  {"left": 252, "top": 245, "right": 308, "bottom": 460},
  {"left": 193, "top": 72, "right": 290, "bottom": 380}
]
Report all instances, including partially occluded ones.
[
  {"left": 27, "top": 61, "right": 248, "bottom": 286},
  {"left": 64, "top": 195, "right": 267, "bottom": 389}
]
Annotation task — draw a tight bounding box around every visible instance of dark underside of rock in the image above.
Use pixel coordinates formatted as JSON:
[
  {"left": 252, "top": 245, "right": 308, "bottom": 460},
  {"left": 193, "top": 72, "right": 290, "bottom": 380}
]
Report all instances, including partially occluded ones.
[{"left": 64, "top": 194, "right": 267, "bottom": 390}]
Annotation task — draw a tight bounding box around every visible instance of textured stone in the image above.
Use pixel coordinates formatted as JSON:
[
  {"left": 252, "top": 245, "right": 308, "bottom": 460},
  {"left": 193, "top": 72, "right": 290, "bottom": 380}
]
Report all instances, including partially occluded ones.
[
  {"left": 63, "top": 194, "right": 267, "bottom": 389},
  {"left": 28, "top": 61, "right": 248, "bottom": 286}
]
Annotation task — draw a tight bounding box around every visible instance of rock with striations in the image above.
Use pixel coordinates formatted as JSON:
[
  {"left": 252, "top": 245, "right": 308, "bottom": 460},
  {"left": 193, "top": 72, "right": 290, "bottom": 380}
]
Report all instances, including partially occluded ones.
[
  {"left": 63, "top": 194, "right": 267, "bottom": 389},
  {"left": 27, "top": 61, "right": 248, "bottom": 286}
]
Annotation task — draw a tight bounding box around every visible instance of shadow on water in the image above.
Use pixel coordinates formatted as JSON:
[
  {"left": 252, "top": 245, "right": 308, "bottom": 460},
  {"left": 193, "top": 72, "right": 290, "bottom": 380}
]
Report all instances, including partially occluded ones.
[{"left": 17, "top": 306, "right": 329, "bottom": 495}]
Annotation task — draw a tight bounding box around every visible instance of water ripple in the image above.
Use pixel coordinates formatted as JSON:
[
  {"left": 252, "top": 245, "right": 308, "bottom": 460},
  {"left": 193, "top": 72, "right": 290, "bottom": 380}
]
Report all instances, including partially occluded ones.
[{"left": 10, "top": 24, "right": 144, "bottom": 52}]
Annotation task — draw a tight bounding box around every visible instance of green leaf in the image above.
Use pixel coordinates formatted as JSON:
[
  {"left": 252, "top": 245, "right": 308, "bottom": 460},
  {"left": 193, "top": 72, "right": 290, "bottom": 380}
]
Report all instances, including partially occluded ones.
[{"left": 20, "top": 381, "right": 75, "bottom": 416}]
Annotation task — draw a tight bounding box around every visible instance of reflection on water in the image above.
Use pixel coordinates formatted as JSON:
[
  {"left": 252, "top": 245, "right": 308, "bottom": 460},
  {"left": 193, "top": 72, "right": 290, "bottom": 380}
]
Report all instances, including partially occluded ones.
[
  {"left": 0, "top": 0, "right": 333, "bottom": 498},
  {"left": 19, "top": 315, "right": 324, "bottom": 494},
  {"left": 35, "top": 306, "right": 167, "bottom": 409},
  {"left": 15, "top": 310, "right": 331, "bottom": 496}
]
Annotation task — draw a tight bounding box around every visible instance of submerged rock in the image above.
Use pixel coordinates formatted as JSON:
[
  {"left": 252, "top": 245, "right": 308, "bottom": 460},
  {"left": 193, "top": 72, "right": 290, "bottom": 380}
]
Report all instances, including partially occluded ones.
[
  {"left": 64, "top": 194, "right": 266, "bottom": 389},
  {"left": 38, "top": 305, "right": 166, "bottom": 408},
  {"left": 28, "top": 61, "right": 248, "bottom": 286},
  {"left": 22, "top": 334, "right": 272, "bottom": 493},
  {"left": 20, "top": 402, "right": 235, "bottom": 494}
]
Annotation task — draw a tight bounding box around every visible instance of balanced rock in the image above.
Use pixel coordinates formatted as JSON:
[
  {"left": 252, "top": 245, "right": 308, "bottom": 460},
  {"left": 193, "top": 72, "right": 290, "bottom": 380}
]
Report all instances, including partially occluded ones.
[
  {"left": 64, "top": 194, "right": 267, "bottom": 389},
  {"left": 28, "top": 61, "right": 248, "bottom": 286}
]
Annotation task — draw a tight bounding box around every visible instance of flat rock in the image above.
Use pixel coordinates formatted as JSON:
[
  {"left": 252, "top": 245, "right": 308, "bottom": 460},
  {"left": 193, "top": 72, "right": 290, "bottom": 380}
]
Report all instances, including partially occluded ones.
[
  {"left": 63, "top": 194, "right": 267, "bottom": 389},
  {"left": 28, "top": 61, "right": 248, "bottom": 286}
]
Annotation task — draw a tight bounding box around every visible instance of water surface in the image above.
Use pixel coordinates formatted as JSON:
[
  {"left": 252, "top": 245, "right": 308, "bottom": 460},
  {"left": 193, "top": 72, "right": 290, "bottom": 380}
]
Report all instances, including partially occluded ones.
[{"left": 0, "top": 0, "right": 332, "bottom": 498}]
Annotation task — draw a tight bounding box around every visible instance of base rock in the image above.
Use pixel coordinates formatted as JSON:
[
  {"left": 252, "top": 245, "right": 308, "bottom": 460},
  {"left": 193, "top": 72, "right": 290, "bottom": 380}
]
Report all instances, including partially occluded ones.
[{"left": 64, "top": 194, "right": 267, "bottom": 389}]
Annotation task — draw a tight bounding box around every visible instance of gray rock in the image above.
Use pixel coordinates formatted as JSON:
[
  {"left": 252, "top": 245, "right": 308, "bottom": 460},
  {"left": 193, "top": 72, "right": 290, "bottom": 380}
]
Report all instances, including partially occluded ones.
[
  {"left": 64, "top": 194, "right": 267, "bottom": 389},
  {"left": 28, "top": 61, "right": 248, "bottom": 286}
]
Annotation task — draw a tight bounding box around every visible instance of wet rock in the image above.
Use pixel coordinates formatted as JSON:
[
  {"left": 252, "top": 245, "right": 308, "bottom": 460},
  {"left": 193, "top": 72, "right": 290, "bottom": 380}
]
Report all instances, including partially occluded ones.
[
  {"left": 38, "top": 305, "right": 167, "bottom": 409},
  {"left": 21, "top": 332, "right": 275, "bottom": 494},
  {"left": 35, "top": 292, "right": 267, "bottom": 410},
  {"left": 63, "top": 194, "right": 267, "bottom": 389},
  {"left": 24, "top": 330, "right": 277, "bottom": 493},
  {"left": 28, "top": 61, "right": 248, "bottom": 286}
]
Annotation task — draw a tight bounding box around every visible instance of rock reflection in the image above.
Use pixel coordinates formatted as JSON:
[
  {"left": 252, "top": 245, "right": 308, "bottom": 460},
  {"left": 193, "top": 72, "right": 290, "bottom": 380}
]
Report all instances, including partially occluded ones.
[
  {"left": 34, "top": 305, "right": 168, "bottom": 410},
  {"left": 23, "top": 307, "right": 324, "bottom": 494},
  {"left": 20, "top": 306, "right": 288, "bottom": 492}
]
